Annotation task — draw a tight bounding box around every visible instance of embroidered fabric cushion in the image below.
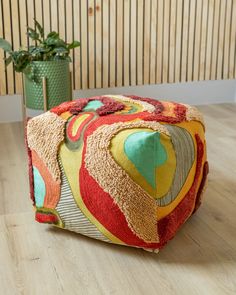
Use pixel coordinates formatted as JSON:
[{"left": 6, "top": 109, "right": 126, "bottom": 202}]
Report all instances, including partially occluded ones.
[{"left": 26, "top": 95, "right": 208, "bottom": 252}]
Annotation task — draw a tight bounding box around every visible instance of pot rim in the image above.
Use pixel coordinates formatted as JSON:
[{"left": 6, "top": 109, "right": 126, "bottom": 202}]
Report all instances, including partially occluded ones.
[{"left": 30, "top": 60, "right": 70, "bottom": 64}]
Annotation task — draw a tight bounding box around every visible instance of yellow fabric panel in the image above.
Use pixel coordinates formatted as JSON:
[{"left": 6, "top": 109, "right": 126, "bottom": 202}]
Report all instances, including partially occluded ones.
[
  {"left": 110, "top": 128, "right": 176, "bottom": 198},
  {"left": 59, "top": 134, "right": 124, "bottom": 245},
  {"left": 157, "top": 120, "right": 206, "bottom": 220},
  {"left": 60, "top": 111, "right": 72, "bottom": 120}
]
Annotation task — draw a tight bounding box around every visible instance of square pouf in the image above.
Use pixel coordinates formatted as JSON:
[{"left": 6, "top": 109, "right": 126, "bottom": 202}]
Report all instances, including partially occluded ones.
[{"left": 26, "top": 95, "right": 208, "bottom": 252}]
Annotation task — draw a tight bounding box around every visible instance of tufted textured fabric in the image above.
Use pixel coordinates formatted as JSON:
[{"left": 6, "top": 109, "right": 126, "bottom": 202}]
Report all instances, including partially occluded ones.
[{"left": 26, "top": 95, "right": 208, "bottom": 252}]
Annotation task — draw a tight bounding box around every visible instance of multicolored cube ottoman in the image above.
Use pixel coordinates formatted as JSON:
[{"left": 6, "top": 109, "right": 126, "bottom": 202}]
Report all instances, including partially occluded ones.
[{"left": 26, "top": 95, "right": 208, "bottom": 252}]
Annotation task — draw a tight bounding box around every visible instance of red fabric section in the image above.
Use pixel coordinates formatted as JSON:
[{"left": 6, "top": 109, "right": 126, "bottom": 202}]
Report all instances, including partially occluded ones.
[
  {"left": 125, "top": 94, "right": 164, "bottom": 114},
  {"left": 192, "top": 161, "right": 209, "bottom": 214},
  {"left": 25, "top": 120, "right": 35, "bottom": 205},
  {"left": 157, "top": 134, "right": 205, "bottom": 249},
  {"left": 35, "top": 212, "right": 58, "bottom": 224}
]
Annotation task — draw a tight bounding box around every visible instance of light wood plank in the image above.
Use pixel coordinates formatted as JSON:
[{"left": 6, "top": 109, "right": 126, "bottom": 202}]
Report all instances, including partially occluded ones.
[
  {"left": 80, "top": 0, "right": 88, "bottom": 89},
  {"left": 66, "top": 0, "right": 74, "bottom": 90},
  {"left": 11, "top": 0, "right": 22, "bottom": 93},
  {"left": 168, "top": 0, "right": 176, "bottom": 84},
  {"left": 109, "top": 0, "right": 116, "bottom": 87},
  {"left": 199, "top": 0, "right": 208, "bottom": 81},
  {"left": 149, "top": 0, "right": 157, "bottom": 84},
  {"left": 211, "top": 0, "right": 220, "bottom": 79},
  {"left": 88, "top": 0, "right": 95, "bottom": 89},
  {"left": 205, "top": 0, "right": 214, "bottom": 81},
  {"left": 102, "top": 0, "right": 109, "bottom": 88},
  {"left": 137, "top": 0, "right": 144, "bottom": 85},
  {"left": 74, "top": 0, "right": 81, "bottom": 90},
  {"left": 143, "top": 0, "right": 151, "bottom": 85},
  {"left": 181, "top": 0, "right": 190, "bottom": 82},
  {"left": 187, "top": 0, "right": 196, "bottom": 81},
  {"left": 156, "top": 0, "right": 163, "bottom": 83},
  {"left": 175, "top": 0, "right": 183, "bottom": 83},
  {"left": 2, "top": 0, "right": 14, "bottom": 94},
  {"left": 193, "top": 0, "right": 202, "bottom": 81},
  {"left": 229, "top": 0, "right": 236, "bottom": 79},
  {"left": 43, "top": 0, "right": 51, "bottom": 33},
  {"left": 216, "top": 0, "right": 226, "bottom": 80},
  {"left": 58, "top": 0, "right": 66, "bottom": 39},
  {"left": 95, "top": 0, "right": 102, "bottom": 89},
  {"left": 223, "top": 0, "right": 233, "bottom": 79},
  {"left": 0, "top": 0, "right": 7, "bottom": 95},
  {"left": 116, "top": 0, "right": 123, "bottom": 87},
  {"left": 162, "top": 0, "right": 170, "bottom": 83},
  {"left": 123, "top": 0, "right": 130, "bottom": 86},
  {"left": 27, "top": 0, "right": 35, "bottom": 46},
  {"left": 50, "top": 0, "right": 58, "bottom": 32},
  {"left": 130, "top": 0, "right": 137, "bottom": 86}
]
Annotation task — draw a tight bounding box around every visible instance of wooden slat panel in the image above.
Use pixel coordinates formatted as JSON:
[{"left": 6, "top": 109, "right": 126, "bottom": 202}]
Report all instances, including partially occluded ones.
[
  {"left": 199, "top": 0, "right": 208, "bottom": 81},
  {"left": 116, "top": 0, "right": 123, "bottom": 87},
  {"left": 102, "top": 0, "right": 108, "bottom": 88},
  {"left": 143, "top": 0, "right": 151, "bottom": 85},
  {"left": 211, "top": 0, "right": 220, "bottom": 79},
  {"left": 95, "top": 0, "right": 102, "bottom": 88},
  {"left": 229, "top": 0, "right": 236, "bottom": 79},
  {"left": 123, "top": 0, "right": 130, "bottom": 86},
  {"left": 66, "top": 0, "right": 74, "bottom": 90},
  {"left": 0, "top": 0, "right": 7, "bottom": 95},
  {"left": 137, "top": 0, "right": 144, "bottom": 85},
  {"left": 187, "top": 0, "right": 196, "bottom": 81},
  {"left": 216, "top": 0, "right": 226, "bottom": 80},
  {"left": 181, "top": 0, "right": 190, "bottom": 82},
  {"left": 80, "top": 0, "right": 88, "bottom": 89},
  {"left": 150, "top": 0, "right": 157, "bottom": 84},
  {"left": 109, "top": 0, "right": 116, "bottom": 87},
  {"left": 156, "top": 0, "right": 163, "bottom": 83},
  {"left": 2, "top": 0, "right": 14, "bottom": 94},
  {"left": 11, "top": 0, "right": 21, "bottom": 93},
  {"left": 175, "top": 0, "right": 183, "bottom": 83},
  {"left": 43, "top": 0, "right": 51, "bottom": 33},
  {"left": 130, "top": 0, "right": 137, "bottom": 86},
  {"left": 205, "top": 0, "right": 215, "bottom": 81},
  {"left": 193, "top": 0, "right": 202, "bottom": 81},
  {"left": 162, "top": 0, "right": 170, "bottom": 83},
  {"left": 88, "top": 0, "right": 95, "bottom": 89},
  {"left": 0, "top": 0, "right": 236, "bottom": 96},
  {"left": 50, "top": 0, "right": 58, "bottom": 32},
  {"left": 223, "top": 0, "right": 232, "bottom": 79},
  {"left": 168, "top": 0, "right": 176, "bottom": 83},
  {"left": 74, "top": 0, "right": 81, "bottom": 90},
  {"left": 58, "top": 0, "right": 66, "bottom": 39}
]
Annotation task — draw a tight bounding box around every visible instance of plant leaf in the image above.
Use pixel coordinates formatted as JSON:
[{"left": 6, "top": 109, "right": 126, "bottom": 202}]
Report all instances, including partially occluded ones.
[
  {"left": 5, "top": 55, "right": 12, "bottom": 66},
  {"left": 34, "top": 18, "right": 44, "bottom": 38},
  {"left": 27, "top": 27, "right": 39, "bottom": 41},
  {"left": 0, "top": 38, "right": 12, "bottom": 52},
  {"left": 67, "top": 40, "right": 80, "bottom": 50},
  {"left": 47, "top": 31, "right": 59, "bottom": 39}
]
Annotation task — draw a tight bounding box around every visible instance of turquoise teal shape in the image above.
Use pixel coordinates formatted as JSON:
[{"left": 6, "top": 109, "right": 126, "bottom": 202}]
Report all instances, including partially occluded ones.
[
  {"left": 33, "top": 166, "right": 46, "bottom": 207},
  {"left": 83, "top": 100, "right": 103, "bottom": 111},
  {"left": 124, "top": 131, "right": 167, "bottom": 188}
]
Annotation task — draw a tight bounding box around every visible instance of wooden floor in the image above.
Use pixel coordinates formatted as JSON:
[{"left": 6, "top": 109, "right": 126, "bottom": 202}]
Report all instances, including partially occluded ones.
[{"left": 0, "top": 103, "right": 236, "bottom": 295}]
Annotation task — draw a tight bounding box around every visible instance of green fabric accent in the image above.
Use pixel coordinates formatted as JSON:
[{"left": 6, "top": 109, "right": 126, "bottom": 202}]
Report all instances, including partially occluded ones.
[
  {"left": 83, "top": 100, "right": 103, "bottom": 111},
  {"left": 124, "top": 131, "right": 167, "bottom": 188},
  {"left": 33, "top": 166, "right": 46, "bottom": 207}
]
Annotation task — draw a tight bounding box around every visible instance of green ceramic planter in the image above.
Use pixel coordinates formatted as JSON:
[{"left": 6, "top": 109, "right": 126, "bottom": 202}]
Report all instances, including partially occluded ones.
[{"left": 24, "top": 60, "right": 71, "bottom": 110}]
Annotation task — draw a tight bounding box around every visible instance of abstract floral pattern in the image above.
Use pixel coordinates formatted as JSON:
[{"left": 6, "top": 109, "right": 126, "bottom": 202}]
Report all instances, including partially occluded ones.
[{"left": 26, "top": 95, "right": 208, "bottom": 251}]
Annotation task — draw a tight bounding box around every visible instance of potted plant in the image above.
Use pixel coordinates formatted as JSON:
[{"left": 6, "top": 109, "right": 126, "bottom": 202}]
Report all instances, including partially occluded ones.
[{"left": 0, "top": 19, "right": 80, "bottom": 110}]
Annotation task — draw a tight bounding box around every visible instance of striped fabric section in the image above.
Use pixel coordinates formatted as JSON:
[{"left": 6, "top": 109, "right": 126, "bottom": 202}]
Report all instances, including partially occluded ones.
[
  {"left": 157, "top": 125, "right": 195, "bottom": 206},
  {"left": 56, "top": 159, "right": 110, "bottom": 243}
]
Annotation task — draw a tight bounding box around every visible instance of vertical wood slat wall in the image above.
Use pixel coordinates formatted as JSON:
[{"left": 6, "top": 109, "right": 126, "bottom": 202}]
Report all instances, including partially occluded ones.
[{"left": 0, "top": 0, "right": 235, "bottom": 96}]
